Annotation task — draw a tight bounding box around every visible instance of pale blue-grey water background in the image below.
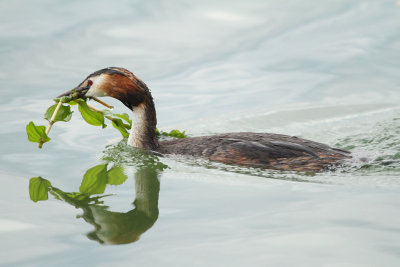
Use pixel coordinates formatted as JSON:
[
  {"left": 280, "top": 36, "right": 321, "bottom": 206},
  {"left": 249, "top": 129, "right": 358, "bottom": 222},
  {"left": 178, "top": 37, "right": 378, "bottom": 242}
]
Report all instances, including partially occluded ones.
[{"left": 1, "top": 0, "right": 400, "bottom": 266}]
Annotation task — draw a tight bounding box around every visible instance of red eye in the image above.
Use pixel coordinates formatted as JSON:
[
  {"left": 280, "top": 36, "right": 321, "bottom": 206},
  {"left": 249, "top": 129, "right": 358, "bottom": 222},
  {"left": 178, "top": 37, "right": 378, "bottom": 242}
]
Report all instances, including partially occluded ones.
[{"left": 88, "top": 80, "right": 93, "bottom": 86}]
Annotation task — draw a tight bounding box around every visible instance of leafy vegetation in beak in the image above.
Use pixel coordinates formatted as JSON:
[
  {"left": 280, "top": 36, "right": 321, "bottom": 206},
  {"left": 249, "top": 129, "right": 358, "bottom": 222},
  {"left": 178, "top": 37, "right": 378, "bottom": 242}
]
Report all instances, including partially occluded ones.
[
  {"left": 78, "top": 101, "right": 106, "bottom": 128},
  {"left": 26, "top": 92, "right": 187, "bottom": 149},
  {"left": 44, "top": 104, "right": 73, "bottom": 122}
]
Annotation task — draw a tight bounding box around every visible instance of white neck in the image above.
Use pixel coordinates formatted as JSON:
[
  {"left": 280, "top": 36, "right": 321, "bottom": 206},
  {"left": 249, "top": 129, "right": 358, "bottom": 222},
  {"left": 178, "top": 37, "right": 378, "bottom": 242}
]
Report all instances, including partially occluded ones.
[{"left": 127, "top": 104, "right": 147, "bottom": 148}]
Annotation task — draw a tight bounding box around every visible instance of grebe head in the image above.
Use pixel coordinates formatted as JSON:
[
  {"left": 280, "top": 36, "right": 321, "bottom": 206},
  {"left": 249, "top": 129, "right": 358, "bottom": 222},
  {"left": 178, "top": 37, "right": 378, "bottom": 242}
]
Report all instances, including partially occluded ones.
[
  {"left": 59, "top": 67, "right": 159, "bottom": 150},
  {"left": 59, "top": 67, "right": 150, "bottom": 110}
]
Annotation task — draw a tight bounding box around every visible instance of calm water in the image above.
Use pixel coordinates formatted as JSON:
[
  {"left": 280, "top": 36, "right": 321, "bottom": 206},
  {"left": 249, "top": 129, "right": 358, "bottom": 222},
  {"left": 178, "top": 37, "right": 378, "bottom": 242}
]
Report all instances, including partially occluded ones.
[{"left": 1, "top": 0, "right": 400, "bottom": 266}]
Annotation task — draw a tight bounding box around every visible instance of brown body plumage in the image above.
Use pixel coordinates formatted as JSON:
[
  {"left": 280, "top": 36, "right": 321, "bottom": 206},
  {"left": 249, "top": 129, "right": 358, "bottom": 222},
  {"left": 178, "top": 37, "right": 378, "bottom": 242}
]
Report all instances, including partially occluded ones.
[
  {"left": 60, "top": 67, "right": 351, "bottom": 172},
  {"left": 159, "top": 133, "right": 349, "bottom": 172}
]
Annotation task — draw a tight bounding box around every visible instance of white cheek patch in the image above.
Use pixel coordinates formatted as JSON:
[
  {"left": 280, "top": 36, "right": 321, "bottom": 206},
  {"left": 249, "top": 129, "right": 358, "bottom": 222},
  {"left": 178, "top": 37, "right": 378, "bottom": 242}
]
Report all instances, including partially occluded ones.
[{"left": 85, "top": 75, "right": 108, "bottom": 97}]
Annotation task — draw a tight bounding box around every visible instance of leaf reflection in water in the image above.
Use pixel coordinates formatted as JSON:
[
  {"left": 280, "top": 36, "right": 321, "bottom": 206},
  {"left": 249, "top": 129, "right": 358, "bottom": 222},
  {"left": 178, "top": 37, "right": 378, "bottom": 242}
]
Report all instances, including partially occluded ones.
[{"left": 28, "top": 144, "right": 168, "bottom": 245}]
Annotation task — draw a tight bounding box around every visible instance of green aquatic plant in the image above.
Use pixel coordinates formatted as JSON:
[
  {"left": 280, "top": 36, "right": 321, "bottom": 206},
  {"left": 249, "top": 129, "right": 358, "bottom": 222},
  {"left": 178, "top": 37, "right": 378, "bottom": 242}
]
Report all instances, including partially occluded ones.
[{"left": 26, "top": 95, "right": 187, "bottom": 148}]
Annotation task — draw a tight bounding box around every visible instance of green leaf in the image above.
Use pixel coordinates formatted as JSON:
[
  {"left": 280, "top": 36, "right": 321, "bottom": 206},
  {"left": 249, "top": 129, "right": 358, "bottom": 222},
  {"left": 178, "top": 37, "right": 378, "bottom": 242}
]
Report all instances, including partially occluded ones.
[
  {"left": 99, "top": 109, "right": 113, "bottom": 117},
  {"left": 113, "top": 113, "right": 132, "bottom": 127},
  {"left": 67, "top": 100, "right": 78, "bottom": 105},
  {"left": 79, "top": 164, "right": 107, "bottom": 195},
  {"left": 26, "top": 121, "right": 51, "bottom": 144},
  {"left": 29, "top": 177, "right": 51, "bottom": 202},
  {"left": 107, "top": 165, "right": 128, "bottom": 185},
  {"left": 78, "top": 101, "right": 106, "bottom": 128},
  {"left": 65, "top": 99, "right": 84, "bottom": 105},
  {"left": 44, "top": 104, "right": 73, "bottom": 122},
  {"left": 111, "top": 118, "right": 129, "bottom": 138}
]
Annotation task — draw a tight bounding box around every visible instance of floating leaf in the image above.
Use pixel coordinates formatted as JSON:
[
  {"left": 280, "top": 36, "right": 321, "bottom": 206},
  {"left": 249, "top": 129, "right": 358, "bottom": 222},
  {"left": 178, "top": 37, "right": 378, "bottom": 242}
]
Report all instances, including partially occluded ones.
[
  {"left": 78, "top": 101, "right": 106, "bottom": 128},
  {"left": 107, "top": 165, "right": 128, "bottom": 185},
  {"left": 29, "top": 177, "right": 51, "bottom": 202},
  {"left": 162, "top": 129, "right": 187, "bottom": 138},
  {"left": 26, "top": 121, "right": 51, "bottom": 144},
  {"left": 169, "top": 129, "right": 186, "bottom": 138},
  {"left": 44, "top": 104, "right": 73, "bottom": 122},
  {"left": 79, "top": 164, "right": 107, "bottom": 195},
  {"left": 111, "top": 118, "right": 129, "bottom": 138}
]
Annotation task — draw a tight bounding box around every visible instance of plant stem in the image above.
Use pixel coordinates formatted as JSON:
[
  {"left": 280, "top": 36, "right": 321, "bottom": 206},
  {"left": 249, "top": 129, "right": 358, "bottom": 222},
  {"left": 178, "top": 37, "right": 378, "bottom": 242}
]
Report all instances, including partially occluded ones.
[
  {"left": 91, "top": 97, "right": 114, "bottom": 109},
  {"left": 39, "top": 100, "right": 63, "bottom": 148},
  {"left": 46, "top": 100, "right": 63, "bottom": 135}
]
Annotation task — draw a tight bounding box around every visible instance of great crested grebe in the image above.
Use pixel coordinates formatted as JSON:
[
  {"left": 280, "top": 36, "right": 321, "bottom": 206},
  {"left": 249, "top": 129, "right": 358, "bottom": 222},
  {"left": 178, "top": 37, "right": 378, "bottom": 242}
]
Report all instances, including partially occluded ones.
[{"left": 60, "top": 67, "right": 350, "bottom": 172}]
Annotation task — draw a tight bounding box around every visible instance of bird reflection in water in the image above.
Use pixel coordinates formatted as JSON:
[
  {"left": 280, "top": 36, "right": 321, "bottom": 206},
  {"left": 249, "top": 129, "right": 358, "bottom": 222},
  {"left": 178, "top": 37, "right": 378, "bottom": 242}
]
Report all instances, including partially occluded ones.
[
  {"left": 29, "top": 145, "right": 167, "bottom": 245},
  {"left": 80, "top": 167, "right": 160, "bottom": 244}
]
